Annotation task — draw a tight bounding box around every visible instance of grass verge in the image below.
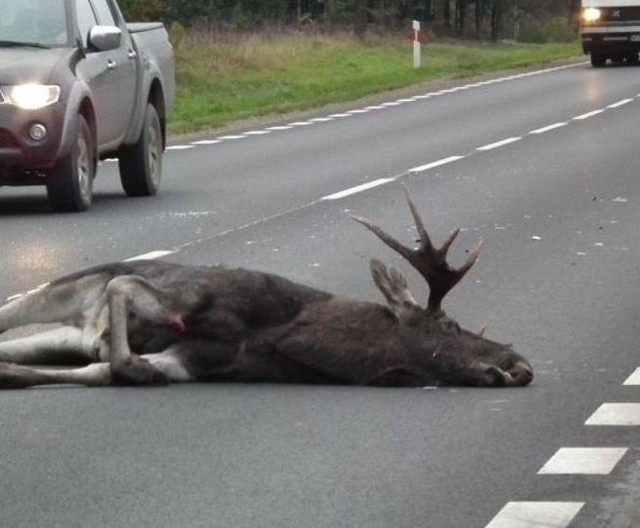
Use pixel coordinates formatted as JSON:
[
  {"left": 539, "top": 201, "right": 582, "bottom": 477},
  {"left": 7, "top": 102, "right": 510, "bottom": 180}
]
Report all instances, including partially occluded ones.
[{"left": 170, "top": 31, "right": 581, "bottom": 135}]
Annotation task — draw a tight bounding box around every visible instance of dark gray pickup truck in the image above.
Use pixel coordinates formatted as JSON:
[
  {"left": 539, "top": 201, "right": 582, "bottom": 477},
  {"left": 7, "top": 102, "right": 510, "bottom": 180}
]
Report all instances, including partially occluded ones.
[{"left": 0, "top": 0, "right": 174, "bottom": 212}]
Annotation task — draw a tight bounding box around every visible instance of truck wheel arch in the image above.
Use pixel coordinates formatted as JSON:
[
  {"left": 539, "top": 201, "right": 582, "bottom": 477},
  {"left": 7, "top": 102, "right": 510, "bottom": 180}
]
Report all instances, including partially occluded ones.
[
  {"left": 78, "top": 98, "right": 98, "bottom": 171},
  {"left": 147, "top": 79, "right": 167, "bottom": 149}
]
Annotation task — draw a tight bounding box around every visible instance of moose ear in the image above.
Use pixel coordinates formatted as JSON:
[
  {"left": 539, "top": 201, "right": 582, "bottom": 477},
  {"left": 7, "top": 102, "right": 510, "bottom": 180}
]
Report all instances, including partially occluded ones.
[{"left": 369, "top": 259, "right": 419, "bottom": 318}]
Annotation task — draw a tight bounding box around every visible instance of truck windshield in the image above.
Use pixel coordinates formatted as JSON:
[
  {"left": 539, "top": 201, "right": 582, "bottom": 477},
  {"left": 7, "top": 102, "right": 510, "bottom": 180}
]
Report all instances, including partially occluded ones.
[{"left": 0, "top": 0, "right": 69, "bottom": 48}]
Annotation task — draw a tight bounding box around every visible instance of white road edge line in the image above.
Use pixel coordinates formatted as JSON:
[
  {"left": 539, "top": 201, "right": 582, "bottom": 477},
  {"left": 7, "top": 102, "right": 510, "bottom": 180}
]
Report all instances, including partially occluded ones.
[{"left": 321, "top": 178, "right": 395, "bottom": 201}]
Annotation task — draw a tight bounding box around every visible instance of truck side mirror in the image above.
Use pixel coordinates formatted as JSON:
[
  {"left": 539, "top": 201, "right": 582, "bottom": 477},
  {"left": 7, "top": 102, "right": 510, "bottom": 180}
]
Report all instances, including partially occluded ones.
[{"left": 88, "top": 25, "right": 122, "bottom": 51}]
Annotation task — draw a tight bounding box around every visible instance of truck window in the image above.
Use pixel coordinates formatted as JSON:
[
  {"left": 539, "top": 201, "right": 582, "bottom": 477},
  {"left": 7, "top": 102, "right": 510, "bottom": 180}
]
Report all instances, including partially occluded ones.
[
  {"left": 74, "top": 0, "right": 98, "bottom": 47},
  {"left": 0, "top": 0, "right": 69, "bottom": 46},
  {"left": 90, "top": 0, "right": 117, "bottom": 26}
]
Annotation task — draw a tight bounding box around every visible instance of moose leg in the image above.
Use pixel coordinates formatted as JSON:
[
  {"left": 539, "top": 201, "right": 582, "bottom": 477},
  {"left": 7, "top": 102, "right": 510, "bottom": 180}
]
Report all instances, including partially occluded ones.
[
  {"left": 0, "top": 326, "right": 98, "bottom": 365},
  {"left": 0, "top": 275, "right": 111, "bottom": 366},
  {"left": 104, "top": 276, "right": 173, "bottom": 385},
  {"left": 0, "top": 274, "right": 110, "bottom": 333},
  {"left": 0, "top": 348, "right": 200, "bottom": 389},
  {"left": 0, "top": 361, "right": 112, "bottom": 389}
]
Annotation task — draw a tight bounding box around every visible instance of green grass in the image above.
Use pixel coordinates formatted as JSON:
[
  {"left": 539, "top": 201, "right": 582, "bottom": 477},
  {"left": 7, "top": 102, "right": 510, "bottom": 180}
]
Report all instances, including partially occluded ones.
[{"left": 169, "top": 31, "right": 581, "bottom": 135}]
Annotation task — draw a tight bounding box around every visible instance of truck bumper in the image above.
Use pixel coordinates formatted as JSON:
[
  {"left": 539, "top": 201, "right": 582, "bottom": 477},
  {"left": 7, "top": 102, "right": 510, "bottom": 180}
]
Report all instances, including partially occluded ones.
[
  {"left": 581, "top": 30, "right": 640, "bottom": 56},
  {"left": 0, "top": 103, "right": 66, "bottom": 183}
]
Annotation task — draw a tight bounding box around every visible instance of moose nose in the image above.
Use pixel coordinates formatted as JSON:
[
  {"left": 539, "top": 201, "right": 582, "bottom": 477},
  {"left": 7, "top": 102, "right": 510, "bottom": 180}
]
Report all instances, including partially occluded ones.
[{"left": 511, "top": 362, "right": 534, "bottom": 386}]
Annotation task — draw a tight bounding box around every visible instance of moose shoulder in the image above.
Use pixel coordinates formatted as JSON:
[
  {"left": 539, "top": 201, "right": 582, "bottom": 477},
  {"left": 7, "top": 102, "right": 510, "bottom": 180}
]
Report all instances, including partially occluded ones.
[{"left": 0, "top": 194, "right": 533, "bottom": 389}]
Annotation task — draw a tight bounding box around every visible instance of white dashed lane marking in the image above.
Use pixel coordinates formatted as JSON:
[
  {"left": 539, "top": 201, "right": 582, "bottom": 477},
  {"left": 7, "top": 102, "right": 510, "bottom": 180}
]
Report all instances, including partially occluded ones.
[
  {"left": 320, "top": 178, "right": 395, "bottom": 200},
  {"left": 409, "top": 155, "right": 465, "bottom": 173},
  {"left": 484, "top": 502, "right": 584, "bottom": 528},
  {"left": 623, "top": 367, "right": 640, "bottom": 385},
  {"left": 477, "top": 137, "right": 522, "bottom": 151},
  {"left": 537, "top": 447, "right": 628, "bottom": 475},
  {"left": 574, "top": 109, "right": 605, "bottom": 120},
  {"left": 530, "top": 122, "right": 567, "bottom": 134},
  {"left": 191, "top": 139, "right": 222, "bottom": 145},
  {"left": 487, "top": 361, "right": 639, "bottom": 526},
  {"left": 607, "top": 98, "right": 633, "bottom": 108},
  {"left": 585, "top": 403, "right": 640, "bottom": 426},
  {"left": 124, "top": 250, "right": 176, "bottom": 261}
]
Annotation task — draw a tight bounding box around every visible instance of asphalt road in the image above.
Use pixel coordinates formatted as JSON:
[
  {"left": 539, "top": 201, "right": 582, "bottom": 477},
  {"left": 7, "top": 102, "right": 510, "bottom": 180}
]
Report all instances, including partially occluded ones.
[{"left": 1, "top": 60, "right": 640, "bottom": 528}]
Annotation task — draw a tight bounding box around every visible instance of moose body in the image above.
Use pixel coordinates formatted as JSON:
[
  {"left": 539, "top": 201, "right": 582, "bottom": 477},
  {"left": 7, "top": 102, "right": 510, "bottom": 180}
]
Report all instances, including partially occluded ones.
[{"left": 0, "top": 195, "right": 534, "bottom": 389}]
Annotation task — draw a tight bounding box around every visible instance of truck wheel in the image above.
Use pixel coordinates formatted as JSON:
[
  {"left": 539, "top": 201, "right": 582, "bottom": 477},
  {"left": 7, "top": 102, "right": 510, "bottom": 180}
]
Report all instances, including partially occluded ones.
[
  {"left": 590, "top": 51, "right": 606, "bottom": 67},
  {"left": 119, "top": 103, "right": 162, "bottom": 197},
  {"left": 46, "top": 115, "right": 95, "bottom": 212}
]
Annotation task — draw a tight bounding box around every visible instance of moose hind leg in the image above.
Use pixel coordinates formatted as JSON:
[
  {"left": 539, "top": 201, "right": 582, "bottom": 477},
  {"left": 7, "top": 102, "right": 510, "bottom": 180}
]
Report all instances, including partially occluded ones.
[
  {"left": 105, "top": 275, "right": 179, "bottom": 384},
  {"left": 0, "top": 326, "right": 99, "bottom": 365},
  {"left": 0, "top": 362, "right": 112, "bottom": 389},
  {"left": 0, "top": 274, "right": 109, "bottom": 333}
]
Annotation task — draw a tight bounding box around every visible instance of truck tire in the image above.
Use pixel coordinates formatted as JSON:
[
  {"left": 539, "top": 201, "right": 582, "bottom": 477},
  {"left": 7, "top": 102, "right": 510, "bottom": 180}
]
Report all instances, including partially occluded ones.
[
  {"left": 119, "top": 102, "right": 162, "bottom": 197},
  {"left": 590, "top": 51, "right": 606, "bottom": 67},
  {"left": 46, "top": 115, "right": 95, "bottom": 213}
]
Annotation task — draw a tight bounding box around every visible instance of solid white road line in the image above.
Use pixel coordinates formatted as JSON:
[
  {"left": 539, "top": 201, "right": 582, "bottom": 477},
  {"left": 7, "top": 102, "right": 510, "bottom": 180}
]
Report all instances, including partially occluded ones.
[
  {"left": 537, "top": 447, "right": 628, "bottom": 475},
  {"left": 485, "top": 502, "right": 584, "bottom": 528}
]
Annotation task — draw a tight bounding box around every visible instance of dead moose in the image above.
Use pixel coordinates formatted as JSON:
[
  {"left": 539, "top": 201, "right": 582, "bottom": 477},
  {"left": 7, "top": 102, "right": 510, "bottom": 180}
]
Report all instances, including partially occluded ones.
[{"left": 0, "top": 194, "right": 533, "bottom": 389}]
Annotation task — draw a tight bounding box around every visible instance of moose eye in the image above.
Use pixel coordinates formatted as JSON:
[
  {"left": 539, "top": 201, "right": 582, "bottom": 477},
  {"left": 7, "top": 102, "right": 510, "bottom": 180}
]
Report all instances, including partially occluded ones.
[{"left": 440, "top": 318, "right": 461, "bottom": 334}]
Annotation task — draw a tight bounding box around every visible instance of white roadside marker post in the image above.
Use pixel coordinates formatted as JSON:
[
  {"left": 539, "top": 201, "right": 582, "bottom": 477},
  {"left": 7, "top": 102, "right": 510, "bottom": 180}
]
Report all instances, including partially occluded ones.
[{"left": 413, "top": 20, "right": 422, "bottom": 68}]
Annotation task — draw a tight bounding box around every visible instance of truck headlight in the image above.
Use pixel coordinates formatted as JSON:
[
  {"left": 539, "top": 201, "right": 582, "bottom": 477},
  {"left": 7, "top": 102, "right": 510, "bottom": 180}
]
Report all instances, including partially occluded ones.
[
  {"left": 0, "top": 84, "right": 60, "bottom": 110},
  {"left": 582, "top": 7, "right": 602, "bottom": 22}
]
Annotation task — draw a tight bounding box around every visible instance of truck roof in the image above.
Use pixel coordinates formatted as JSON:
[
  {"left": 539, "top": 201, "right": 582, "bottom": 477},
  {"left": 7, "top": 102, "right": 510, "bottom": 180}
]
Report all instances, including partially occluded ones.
[{"left": 582, "top": 0, "right": 640, "bottom": 6}]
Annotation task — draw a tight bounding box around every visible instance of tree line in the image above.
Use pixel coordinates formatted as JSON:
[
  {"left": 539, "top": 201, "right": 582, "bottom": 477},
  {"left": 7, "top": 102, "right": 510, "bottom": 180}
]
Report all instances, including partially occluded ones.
[{"left": 119, "top": 0, "right": 581, "bottom": 41}]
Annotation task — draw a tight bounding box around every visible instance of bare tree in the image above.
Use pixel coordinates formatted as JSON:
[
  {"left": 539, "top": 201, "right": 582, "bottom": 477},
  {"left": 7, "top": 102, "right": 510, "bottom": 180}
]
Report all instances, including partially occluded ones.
[{"left": 354, "top": 0, "right": 367, "bottom": 37}]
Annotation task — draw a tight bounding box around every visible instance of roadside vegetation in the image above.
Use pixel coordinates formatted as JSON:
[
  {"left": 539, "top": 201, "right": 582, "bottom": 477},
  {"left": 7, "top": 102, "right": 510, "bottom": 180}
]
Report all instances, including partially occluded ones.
[
  {"left": 116, "top": 1, "right": 582, "bottom": 135},
  {"left": 169, "top": 31, "right": 580, "bottom": 135}
]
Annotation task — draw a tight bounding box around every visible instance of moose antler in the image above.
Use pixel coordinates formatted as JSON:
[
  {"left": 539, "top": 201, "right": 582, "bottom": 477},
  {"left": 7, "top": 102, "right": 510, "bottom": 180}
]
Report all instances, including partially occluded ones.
[{"left": 352, "top": 191, "right": 481, "bottom": 315}]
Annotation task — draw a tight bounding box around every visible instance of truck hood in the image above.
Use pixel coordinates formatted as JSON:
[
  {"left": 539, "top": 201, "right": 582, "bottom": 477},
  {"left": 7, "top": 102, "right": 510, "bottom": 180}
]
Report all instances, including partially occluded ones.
[{"left": 0, "top": 47, "right": 72, "bottom": 85}]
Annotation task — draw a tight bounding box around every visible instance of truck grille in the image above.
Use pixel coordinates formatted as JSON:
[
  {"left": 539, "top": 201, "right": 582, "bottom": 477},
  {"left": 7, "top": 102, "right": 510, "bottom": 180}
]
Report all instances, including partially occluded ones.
[
  {"left": 598, "top": 6, "right": 640, "bottom": 23},
  {"left": 0, "top": 129, "right": 19, "bottom": 148}
]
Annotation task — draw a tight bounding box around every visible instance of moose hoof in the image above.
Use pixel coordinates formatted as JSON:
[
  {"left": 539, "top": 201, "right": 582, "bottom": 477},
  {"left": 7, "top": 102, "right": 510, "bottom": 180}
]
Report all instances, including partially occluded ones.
[{"left": 112, "top": 356, "right": 169, "bottom": 386}]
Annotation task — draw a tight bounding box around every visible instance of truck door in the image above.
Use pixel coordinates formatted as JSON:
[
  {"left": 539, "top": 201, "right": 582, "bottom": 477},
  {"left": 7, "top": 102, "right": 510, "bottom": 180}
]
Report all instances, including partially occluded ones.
[{"left": 74, "top": 0, "right": 136, "bottom": 147}]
